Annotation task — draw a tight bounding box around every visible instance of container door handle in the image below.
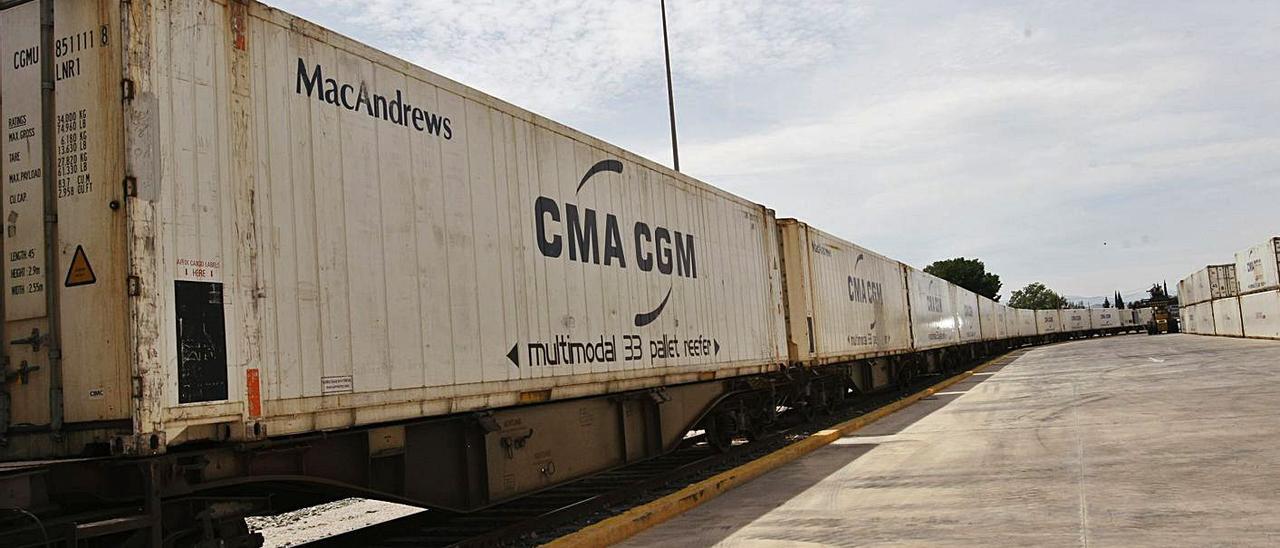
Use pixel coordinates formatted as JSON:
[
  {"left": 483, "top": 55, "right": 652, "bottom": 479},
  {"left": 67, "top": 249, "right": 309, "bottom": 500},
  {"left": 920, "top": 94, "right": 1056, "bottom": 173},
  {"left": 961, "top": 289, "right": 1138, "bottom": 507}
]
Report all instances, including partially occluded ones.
[{"left": 9, "top": 328, "right": 49, "bottom": 352}]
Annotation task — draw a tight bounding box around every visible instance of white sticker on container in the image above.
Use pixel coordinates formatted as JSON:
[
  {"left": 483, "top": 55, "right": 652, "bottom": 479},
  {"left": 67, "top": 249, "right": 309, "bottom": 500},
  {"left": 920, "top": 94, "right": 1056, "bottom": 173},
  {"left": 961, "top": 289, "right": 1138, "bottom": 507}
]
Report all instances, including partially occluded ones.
[{"left": 321, "top": 375, "right": 353, "bottom": 395}]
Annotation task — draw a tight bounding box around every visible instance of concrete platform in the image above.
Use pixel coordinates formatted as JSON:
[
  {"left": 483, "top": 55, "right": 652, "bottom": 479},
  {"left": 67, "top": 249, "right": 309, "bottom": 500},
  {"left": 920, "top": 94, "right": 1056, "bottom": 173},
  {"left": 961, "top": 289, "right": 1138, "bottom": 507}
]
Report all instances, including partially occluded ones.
[{"left": 620, "top": 334, "right": 1280, "bottom": 547}]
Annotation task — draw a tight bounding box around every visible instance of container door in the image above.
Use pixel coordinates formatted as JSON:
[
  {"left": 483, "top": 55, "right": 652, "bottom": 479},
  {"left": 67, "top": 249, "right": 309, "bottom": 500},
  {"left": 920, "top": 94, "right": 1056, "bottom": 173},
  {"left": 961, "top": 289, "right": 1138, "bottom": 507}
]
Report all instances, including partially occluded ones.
[{"left": 1, "top": 0, "right": 129, "bottom": 433}]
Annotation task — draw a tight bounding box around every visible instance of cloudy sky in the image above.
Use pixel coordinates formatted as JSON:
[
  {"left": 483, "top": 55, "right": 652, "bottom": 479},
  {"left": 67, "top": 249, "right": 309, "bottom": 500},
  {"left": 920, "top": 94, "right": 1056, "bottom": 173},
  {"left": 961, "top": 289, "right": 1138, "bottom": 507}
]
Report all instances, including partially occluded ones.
[{"left": 268, "top": 0, "right": 1279, "bottom": 301}]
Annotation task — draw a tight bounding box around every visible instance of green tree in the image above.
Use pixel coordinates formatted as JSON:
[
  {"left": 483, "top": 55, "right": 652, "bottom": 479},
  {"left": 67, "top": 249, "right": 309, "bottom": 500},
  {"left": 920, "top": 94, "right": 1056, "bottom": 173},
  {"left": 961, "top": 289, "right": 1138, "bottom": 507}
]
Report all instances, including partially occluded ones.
[
  {"left": 1102, "top": 297, "right": 1111, "bottom": 308},
  {"left": 1114, "top": 291, "right": 1124, "bottom": 309},
  {"left": 1008, "top": 282, "right": 1068, "bottom": 309},
  {"left": 924, "top": 257, "right": 1002, "bottom": 301}
]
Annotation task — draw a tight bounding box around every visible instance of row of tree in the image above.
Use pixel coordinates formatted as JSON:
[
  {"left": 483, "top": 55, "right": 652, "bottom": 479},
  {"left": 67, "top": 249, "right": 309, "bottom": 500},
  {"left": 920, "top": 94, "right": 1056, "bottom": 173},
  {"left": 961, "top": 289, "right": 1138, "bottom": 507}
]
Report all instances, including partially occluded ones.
[{"left": 923, "top": 257, "right": 1165, "bottom": 310}]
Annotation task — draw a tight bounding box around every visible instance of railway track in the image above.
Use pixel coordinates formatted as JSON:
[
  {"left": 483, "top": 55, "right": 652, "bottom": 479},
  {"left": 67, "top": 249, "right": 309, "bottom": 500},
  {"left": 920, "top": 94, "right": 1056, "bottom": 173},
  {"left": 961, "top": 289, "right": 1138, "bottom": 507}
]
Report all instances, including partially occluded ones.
[{"left": 305, "top": 350, "right": 1026, "bottom": 547}]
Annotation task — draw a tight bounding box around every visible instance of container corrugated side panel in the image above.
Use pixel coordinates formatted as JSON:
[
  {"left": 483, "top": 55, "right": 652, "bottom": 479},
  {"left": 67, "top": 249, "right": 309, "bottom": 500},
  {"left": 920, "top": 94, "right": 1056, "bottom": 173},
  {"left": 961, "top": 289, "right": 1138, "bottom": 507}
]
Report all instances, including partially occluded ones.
[
  {"left": 1196, "top": 302, "right": 1217, "bottom": 335},
  {"left": 778, "top": 221, "right": 910, "bottom": 364},
  {"left": 1036, "top": 309, "right": 1061, "bottom": 334},
  {"left": 1240, "top": 290, "right": 1280, "bottom": 339},
  {"left": 1211, "top": 298, "right": 1243, "bottom": 337},
  {"left": 1062, "top": 310, "right": 1089, "bottom": 332},
  {"left": 993, "top": 303, "right": 1003, "bottom": 338},
  {"left": 140, "top": 0, "right": 787, "bottom": 443},
  {"left": 952, "top": 286, "right": 981, "bottom": 342},
  {"left": 1235, "top": 237, "right": 1280, "bottom": 295},
  {"left": 1018, "top": 308, "right": 1037, "bottom": 337},
  {"left": 977, "top": 298, "right": 999, "bottom": 341},
  {"left": 905, "top": 267, "right": 958, "bottom": 350},
  {"left": 1089, "top": 308, "right": 1118, "bottom": 328}
]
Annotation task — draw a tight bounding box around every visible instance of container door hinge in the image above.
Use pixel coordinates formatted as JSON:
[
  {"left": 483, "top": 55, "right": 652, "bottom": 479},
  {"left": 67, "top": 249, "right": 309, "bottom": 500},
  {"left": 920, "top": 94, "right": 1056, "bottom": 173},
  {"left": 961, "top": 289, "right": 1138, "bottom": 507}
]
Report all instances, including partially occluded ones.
[
  {"left": 121, "top": 78, "right": 135, "bottom": 102},
  {"left": 123, "top": 176, "right": 137, "bottom": 197},
  {"left": 127, "top": 276, "right": 141, "bottom": 296}
]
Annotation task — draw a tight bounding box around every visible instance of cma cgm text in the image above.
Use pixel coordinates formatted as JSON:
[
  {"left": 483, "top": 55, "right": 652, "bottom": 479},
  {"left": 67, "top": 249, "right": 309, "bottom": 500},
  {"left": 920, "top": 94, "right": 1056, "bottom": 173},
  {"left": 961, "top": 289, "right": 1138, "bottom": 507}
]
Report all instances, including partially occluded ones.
[{"left": 534, "top": 196, "right": 697, "bottom": 279}]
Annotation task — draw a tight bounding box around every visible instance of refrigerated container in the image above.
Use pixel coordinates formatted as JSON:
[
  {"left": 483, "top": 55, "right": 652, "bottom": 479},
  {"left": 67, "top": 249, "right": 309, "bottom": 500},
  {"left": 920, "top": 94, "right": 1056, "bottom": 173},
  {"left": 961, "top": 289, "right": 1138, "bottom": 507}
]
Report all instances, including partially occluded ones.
[
  {"left": 1178, "top": 268, "right": 1212, "bottom": 306},
  {"left": 1136, "top": 307, "right": 1155, "bottom": 327},
  {"left": 1016, "top": 308, "right": 1038, "bottom": 337},
  {"left": 1089, "top": 308, "right": 1119, "bottom": 329},
  {"left": 1207, "top": 264, "right": 1239, "bottom": 300},
  {"left": 952, "top": 286, "right": 982, "bottom": 342},
  {"left": 1062, "top": 309, "right": 1090, "bottom": 332},
  {"left": 905, "top": 267, "right": 959, "bottom": 350},
  {"left": 1, "top": 0, "right": 789, "bottom": 460},
  {"left": 1186, "top": 302, "right": 1217, "bottom": 335},
  {"left": 1235, "top": 237, "right": 1280, "bottom": 294},
  {"left": 1240, "top": 290, "right": 1280, "bottom": 339},
  {"left": 995, "top": 303, "right": 1010, "bottom": 339},
  {"left": 978, "top": 298, "right": 999, "bottom": 341},
  {"left": 778, "top": 220, "right": 912, "bottom": 365},
  {"left": 1036, "top": 309, "right": 1062, "bottom": 335},
  {"left": 1211, "top": 298, "right": 1244, "bottom": 337}
]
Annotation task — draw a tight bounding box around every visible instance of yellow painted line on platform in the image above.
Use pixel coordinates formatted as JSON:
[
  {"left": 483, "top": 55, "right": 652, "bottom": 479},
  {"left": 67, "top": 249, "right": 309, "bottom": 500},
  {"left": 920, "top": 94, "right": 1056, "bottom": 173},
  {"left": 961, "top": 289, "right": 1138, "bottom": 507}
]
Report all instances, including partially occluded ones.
[{"left": 544, "top": 352, "right": 1019, "bottom": 548}]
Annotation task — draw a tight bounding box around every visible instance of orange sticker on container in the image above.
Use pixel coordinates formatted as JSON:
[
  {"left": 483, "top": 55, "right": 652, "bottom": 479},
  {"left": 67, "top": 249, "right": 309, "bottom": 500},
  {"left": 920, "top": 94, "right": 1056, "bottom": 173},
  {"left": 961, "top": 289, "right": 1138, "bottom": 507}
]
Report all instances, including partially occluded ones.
[
  {"left": 246, "top": 368, "right": 262, "bottom": 417},
  {"left": 65, "top": 245, "right": 97, "bottom": 287}
]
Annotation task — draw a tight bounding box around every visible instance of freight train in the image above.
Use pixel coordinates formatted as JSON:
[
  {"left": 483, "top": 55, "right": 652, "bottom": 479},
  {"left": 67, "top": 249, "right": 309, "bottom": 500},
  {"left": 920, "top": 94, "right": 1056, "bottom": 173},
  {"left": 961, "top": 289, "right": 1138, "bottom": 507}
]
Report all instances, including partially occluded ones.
[{"left": 0, "top": 0, "right": 1138, "bottom": 545}]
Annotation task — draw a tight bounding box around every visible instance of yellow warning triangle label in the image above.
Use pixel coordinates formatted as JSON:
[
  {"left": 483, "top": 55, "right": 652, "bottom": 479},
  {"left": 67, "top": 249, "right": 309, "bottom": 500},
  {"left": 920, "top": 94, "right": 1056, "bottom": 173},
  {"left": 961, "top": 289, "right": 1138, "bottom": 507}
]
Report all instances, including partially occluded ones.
[{"left": 65, "top": 245, "right": 96, "bottom": 287}]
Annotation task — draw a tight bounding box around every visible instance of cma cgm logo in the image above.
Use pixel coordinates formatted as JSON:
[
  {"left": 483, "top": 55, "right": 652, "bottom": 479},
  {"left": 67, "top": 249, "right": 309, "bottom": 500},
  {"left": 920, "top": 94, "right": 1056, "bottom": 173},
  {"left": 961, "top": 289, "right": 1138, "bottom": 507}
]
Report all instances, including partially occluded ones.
[
  {"left": 847, "top": 254, "right": 884, "bottom": 305},
  {"left": 535, "top": 160, "right": 697, "bottom": 327}
]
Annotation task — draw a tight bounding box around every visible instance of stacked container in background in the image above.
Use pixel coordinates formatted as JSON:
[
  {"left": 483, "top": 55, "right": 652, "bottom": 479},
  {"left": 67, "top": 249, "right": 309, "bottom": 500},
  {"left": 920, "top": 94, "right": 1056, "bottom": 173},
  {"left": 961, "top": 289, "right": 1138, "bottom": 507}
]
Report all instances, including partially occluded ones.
[
  {"left": 1207, "top": 264, "right": 1243, "bottom": 337},
  {"left": 1177, "top": 237, "right": 1279, "bottom": 340},
  {"left": 1235, "top": 237, "right": 1280, "bottom": 339}
]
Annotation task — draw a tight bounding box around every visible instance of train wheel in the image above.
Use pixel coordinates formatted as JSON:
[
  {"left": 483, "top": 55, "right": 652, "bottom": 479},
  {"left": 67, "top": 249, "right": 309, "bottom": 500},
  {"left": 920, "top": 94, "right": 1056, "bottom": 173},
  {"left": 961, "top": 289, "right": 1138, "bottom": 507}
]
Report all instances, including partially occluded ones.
[{"left": 707, "top": 413, "right": 737, "bottom": 452}]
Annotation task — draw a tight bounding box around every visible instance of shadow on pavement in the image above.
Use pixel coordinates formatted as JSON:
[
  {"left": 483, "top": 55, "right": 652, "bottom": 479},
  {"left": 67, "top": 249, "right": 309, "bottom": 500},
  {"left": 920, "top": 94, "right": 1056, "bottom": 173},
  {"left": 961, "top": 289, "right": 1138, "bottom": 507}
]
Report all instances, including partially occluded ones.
[{"left": 628, "top": 441, "right": 880, "bottom": 547}]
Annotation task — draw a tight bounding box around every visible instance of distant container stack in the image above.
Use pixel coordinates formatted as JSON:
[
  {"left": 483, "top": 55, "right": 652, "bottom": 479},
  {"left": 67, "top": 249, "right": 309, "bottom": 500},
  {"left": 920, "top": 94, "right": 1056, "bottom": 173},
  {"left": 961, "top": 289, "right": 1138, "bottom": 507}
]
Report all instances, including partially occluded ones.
[{"left": 1177, "top": 236, "right": 1280, "bottom": 340}]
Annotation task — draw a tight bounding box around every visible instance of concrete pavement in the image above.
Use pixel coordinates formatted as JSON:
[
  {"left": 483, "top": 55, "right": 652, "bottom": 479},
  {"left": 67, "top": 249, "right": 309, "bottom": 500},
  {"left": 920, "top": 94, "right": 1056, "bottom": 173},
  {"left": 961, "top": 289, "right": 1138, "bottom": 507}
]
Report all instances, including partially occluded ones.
[{"left": 619, "top": 334, "right": 1280, "bottom": 547}]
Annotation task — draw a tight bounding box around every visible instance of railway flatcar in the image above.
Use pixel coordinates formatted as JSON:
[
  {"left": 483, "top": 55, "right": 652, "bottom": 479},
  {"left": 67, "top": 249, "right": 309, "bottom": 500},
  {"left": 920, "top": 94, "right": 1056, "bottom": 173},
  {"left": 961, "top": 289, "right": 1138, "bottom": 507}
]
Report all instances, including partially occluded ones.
[{"left": 0, "top": 0, "right": 1133, "bottom": 545}]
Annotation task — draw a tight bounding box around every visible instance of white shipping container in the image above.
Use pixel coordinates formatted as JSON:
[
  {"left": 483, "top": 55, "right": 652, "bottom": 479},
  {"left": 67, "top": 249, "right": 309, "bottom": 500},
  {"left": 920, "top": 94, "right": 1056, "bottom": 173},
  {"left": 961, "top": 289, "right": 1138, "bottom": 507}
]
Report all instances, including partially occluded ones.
[
  {"left": 1017, "top": 308, "right": 1037, "bottom": 337},
  {"left": 995, "top": 303, "right": 1010, "bottom": 339},
  {"left": 2, "top": 0, "right": 789, "bottom": 458},
  {"left": 1089, "top": 308, "right": 1119, "bottom": 329},
  {"left": 1235, "top": 237, "right": 1280, "bottom": 294},
  {"left": 1190, "top": 302, "right": 1217, "bottom": 335},
  {"left": 1211, "top": 297, "right": 1244, "bottom": 337},
  {"left": 1207, "top": 264, "right": 1239, "bottom": 299},
  {"left": 1239, "top": 290, "right": 1280, "bottom": 339},
  {"left": 1179, "top": 268, "right": 1212, "bottom": 306},
  {"left": 952, "top": 286, "right": 982, "bottom": 342},
  {"left": 1199, "top": 302, "right": 1218, "bottom": 335},
  {"left": 905, "top": 267, "right": 959, "bottom": 350},
  {"left": 978, "top": 298, "right": 1000, "bottom": 341},
  {"left": 778, "top": 220, "right": 912, "bottom": 364},
  {"left": 1181, "top": 306, "right": 1194, "bottom": 334},
  {"left": 1137, "top": 307, "right": 1154, "bottom": 326},
  {"left": 1036, "top": 309, "right": 1062, "bottom": 335},
  {"left": 1062, "top": 309, "right": 1090, "bottom": 332}
]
